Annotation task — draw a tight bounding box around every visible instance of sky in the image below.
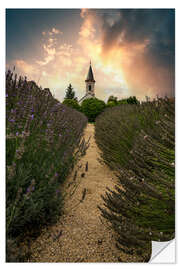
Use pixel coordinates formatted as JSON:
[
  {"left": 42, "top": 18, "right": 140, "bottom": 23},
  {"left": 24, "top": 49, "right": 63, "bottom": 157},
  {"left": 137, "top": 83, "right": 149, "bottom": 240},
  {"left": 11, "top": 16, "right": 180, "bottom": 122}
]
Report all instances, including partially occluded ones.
[{"left": 6, "top": 8, "right": 175, "bottom": 102}]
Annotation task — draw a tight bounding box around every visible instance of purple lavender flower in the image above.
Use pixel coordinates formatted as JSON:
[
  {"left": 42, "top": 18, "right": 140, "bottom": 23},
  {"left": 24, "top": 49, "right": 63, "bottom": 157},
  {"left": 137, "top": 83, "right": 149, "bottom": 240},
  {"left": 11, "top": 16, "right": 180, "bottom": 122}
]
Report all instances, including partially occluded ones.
[
  {"left": 26, "top": 187, "right": 31, "bottom": 194},
  {"left": 16, "top": 132, "right": 19, "bottom": 136},
  {"left": 31, "top": 114, "right": 34, "bottom": 119},
  {"left": 6, "top": 93, "right": 8, "bottom": 98},
  {"left": 55, "top": 172, "right": 59, "bottom": 177}
]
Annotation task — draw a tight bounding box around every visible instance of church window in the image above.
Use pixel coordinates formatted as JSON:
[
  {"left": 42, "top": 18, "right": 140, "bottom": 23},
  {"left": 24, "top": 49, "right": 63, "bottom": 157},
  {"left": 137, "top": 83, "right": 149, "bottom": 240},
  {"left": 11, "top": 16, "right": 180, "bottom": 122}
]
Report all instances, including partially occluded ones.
[{"left": 89, "top": 85, "right": 91, "bottom": 91}]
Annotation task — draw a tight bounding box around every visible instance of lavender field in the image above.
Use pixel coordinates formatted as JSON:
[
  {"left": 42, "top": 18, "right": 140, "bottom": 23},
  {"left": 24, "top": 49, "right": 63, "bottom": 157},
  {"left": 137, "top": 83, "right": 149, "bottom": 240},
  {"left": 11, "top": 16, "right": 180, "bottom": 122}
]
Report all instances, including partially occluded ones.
[
  {"left": 95, "top": 98, "right": 175, "bottom": 260},
  {"left": 6, "top": 70, "right": 87, "bottom": 261}
]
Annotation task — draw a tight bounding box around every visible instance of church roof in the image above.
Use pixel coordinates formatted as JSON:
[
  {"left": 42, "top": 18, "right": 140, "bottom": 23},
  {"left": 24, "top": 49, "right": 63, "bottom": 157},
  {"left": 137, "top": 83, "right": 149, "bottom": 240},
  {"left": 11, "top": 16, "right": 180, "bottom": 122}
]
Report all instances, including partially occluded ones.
[
  {"left": 78, "top": 93, "right": 95, "bottom": 104},
  {"left": 85, "top": 64, "right": 95, "bottom": 82}
]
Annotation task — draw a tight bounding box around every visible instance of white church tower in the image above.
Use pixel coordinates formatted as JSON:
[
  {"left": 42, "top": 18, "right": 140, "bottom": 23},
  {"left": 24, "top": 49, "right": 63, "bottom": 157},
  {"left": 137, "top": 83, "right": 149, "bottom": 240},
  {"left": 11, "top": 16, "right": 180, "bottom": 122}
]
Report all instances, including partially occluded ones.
[
  {"left": 79, "top": 62, "right": 96, "bottom": 104},
  {"left": 85, "top": 61, "right": 95, "bottom": 96}
]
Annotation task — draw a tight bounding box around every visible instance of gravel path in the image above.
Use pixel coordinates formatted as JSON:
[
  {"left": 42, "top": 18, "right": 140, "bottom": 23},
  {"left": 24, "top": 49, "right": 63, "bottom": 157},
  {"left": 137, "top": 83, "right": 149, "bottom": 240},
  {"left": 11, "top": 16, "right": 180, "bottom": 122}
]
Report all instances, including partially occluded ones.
[{"left": 29, "top": 124, "right": 137, "bottom": 262}]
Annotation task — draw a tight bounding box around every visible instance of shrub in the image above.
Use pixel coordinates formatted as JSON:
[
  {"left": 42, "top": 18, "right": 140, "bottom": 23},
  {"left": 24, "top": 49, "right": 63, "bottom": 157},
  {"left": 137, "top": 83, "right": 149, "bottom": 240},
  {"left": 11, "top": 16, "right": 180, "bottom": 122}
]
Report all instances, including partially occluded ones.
[
  {"left": 6, "top": 70, "right": 88, "bottom": 260},
  {"left": 117, "top": 99, "right": 128, "bottom": 105},
  {"left": 107, "top": 95, "right": 118, "bottom": 104},
  {"left": 126, "top": 96, "right": 140, "bottom": 104},
  {"left": 117, "top": 96, "right": 140, "bottom": 105},
  {"left": 106, "top": 101, "right": 117, "bottom": 108},
  {"left": 81, "top": 98, "right": 106, "bottom": 122},
  {"left": 95, "top": 101, "right": 170, "bottom": 168},
  {"left": 95, "top": 98, "right": 175, "bottom": 261},
  {"left": 63, "top": 98, "right": 80, "bottom": 111}
]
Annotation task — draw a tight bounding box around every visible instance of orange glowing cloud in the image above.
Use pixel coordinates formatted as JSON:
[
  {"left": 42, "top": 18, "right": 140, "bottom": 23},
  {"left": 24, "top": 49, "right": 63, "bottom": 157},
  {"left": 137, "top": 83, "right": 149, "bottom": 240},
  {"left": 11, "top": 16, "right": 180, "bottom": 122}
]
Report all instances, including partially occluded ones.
[
  {"left": 10, "top": 9, "right": 174, "bottom": 102},
  {"left": 15, "top": 60, "right": 36, "bottom": 76}
]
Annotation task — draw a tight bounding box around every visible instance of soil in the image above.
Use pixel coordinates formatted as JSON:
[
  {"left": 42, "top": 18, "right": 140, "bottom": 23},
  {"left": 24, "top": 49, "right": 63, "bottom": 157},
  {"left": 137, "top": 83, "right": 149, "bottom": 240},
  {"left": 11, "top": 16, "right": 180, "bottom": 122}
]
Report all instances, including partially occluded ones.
[{"left": 29, "top": 123, "right": 139, "bottom": 262}]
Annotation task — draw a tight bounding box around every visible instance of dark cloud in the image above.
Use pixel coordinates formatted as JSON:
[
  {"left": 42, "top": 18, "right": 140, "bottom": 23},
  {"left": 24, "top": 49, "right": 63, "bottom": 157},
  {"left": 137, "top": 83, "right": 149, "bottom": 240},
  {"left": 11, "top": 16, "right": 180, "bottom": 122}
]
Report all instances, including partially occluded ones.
[
  {"left": 100, "top": 9, "right": 175, "bottom": 68},
  {"left": 90, "top": 9, "right": 174, "bottom": 98}
]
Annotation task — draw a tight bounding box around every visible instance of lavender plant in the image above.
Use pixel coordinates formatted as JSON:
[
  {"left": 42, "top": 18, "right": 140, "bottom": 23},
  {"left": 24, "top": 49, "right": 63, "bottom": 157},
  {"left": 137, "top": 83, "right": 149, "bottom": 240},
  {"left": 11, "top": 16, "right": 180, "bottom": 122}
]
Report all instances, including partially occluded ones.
[
  {"left": 95, "top": 98, "right": 175, "bottom": 261},
  {"left": 6, "top": 70, "right": 87, "bottom": 261}
]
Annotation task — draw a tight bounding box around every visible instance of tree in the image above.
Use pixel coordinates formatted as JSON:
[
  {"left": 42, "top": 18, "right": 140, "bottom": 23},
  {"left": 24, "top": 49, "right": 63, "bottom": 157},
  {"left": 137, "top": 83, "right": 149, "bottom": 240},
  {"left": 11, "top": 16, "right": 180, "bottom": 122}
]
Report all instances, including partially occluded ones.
[
  {"left": 106, "top": 101, "right": 117, "bottom": 108},
  {"left": 117, "top": 96, "right": 140, "bottom": 105},
  {"left": 81, "top": 98, "right": 106, "bottom": 122},
  {"left": 64, "top": 84, "right": 76, "bottom": 100},
  {"left": 107, "top": 95, "right": 118, "bottom": 107},
  {"left": 62, "top": 99, "right": 80, "bottom": 111},
  {"left": 117, "top": 99, "right": 128, "bottom": 105},
  {"left": 107, "top": 95, "right": 118, "bottom": 104},
  {"left": 127, "top": 96, "right": 140, "bottom": 104}
]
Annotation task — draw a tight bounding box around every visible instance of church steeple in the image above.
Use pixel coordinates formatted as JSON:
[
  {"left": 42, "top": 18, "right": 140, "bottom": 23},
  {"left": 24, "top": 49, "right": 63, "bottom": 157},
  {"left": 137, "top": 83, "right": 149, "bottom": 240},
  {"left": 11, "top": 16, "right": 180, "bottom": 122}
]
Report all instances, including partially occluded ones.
[
  {"left": 78, "top": 62, "right": 96, "bottom": 104},
  {"left": 85, "top": 62, "right": 95, "bottom": 96}
]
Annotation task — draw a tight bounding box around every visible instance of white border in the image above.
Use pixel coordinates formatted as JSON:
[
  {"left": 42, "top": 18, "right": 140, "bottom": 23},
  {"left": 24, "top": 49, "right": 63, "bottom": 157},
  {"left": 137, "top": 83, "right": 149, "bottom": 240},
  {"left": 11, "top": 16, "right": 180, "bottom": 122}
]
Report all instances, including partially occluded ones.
[
  {"left": 1, "top": 0, "right": 179, "bottom": 8},
  {"left": 1, "top": 1, "right": 179, "bottom": 269}
]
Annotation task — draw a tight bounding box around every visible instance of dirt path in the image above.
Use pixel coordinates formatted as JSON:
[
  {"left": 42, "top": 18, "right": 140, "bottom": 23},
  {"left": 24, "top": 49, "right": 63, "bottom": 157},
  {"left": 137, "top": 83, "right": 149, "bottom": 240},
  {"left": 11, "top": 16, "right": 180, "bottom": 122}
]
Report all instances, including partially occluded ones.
[{"left": 29, "top": 124, "right": 133, "bottom": 262}]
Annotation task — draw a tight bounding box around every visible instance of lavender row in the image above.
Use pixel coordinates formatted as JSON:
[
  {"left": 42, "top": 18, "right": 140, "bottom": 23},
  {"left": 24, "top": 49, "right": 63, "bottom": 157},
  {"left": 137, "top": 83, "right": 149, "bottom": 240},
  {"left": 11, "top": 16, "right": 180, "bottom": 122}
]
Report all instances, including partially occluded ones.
[
  {"left": 6, "top": 70, "right": 87, "bottom": 261},
  {"left": 95, "top": 98, "right": 175, "bottom": 261}
]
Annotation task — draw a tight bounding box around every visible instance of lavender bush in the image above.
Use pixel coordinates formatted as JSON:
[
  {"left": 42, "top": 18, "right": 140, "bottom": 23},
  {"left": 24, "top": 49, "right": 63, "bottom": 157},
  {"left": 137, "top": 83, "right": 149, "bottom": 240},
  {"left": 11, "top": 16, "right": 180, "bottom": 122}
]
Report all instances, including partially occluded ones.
[
  {"left": 6, "top": 70, "right": 87, "bottom": 261},
  {"left": 95, "top": 98, "right": 175, "bottom": 261}
]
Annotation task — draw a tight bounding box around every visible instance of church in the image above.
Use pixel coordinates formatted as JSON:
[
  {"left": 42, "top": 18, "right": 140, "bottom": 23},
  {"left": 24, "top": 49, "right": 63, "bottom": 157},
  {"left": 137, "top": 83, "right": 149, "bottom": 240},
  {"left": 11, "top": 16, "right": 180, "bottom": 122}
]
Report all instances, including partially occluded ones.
[{"left": 79, "top": 62, "right": 96, "bottom": 104}]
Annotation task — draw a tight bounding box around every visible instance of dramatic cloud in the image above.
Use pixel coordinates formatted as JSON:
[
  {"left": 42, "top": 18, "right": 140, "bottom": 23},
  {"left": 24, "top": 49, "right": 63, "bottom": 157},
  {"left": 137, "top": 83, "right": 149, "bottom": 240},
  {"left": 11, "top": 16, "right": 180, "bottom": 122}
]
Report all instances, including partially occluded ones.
[
  {"left": 8, "top": 9, "right": 175, "bottom": 101},
  {"left": 77, "top": 8, "right": 175, "bottom": 99},
  {"left": 101, "top": 9, "right": 174, "bottom": 66},
  {"left": 15, "top": 60, "right": 36, "bottom": 76},
  {"left": 36, "top": 34, "right": 57, "bottom": 66},
  {"left": 98, "top": 9, "right": 175, "bottom": 97},
  {"left": 42, "top": 27, "right": 63, "bottom": 36}
]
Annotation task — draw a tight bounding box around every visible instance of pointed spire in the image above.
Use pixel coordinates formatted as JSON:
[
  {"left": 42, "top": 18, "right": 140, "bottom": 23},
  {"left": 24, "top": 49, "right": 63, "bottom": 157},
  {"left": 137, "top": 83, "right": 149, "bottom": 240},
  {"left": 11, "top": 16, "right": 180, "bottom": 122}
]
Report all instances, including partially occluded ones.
[{"left": 85, "top": 62, "right": 95, "bottom": 82}]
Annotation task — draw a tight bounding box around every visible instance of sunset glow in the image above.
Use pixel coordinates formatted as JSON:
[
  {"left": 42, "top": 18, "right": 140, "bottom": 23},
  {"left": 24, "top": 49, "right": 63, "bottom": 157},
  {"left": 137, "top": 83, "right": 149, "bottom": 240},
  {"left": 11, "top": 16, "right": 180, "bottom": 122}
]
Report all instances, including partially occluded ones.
[{"left": 6, "top": 9, "right": 175, "bottom": 101}]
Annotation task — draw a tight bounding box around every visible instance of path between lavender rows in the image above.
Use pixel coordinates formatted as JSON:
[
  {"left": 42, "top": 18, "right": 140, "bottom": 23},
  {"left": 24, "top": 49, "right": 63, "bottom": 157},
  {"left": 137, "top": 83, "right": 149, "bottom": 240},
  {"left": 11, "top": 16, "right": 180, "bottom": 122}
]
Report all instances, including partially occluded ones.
[{"left": 29, "top": 123, "right": 136, "bottom": 262}]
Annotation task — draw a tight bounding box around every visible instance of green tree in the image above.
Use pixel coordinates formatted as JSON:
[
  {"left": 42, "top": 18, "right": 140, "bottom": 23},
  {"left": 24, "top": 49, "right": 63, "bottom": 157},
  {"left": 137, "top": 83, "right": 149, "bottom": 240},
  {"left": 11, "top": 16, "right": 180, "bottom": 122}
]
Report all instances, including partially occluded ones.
[
  {"left": 62, "top": 99, "right": 80, "bottom": 111},
  {"left": 117, "top": 98, "right": 128, "bottom": 105},
  {"left": 107, "top": 95, "right": 118, "bottom": 104},
  {"left": 127, "top": 96, "right": 140, "bottom": 104},
  {"left": 107, "top": 101, "right": 117, "bottom": 107},
  {"left": 107, "top": 95, "right": 118, "bottom": 107},
  {"left": 64, "top": 84, "right": 76, "bottom": 100},
  {"left": 81, "top": 98, "right": 106, "bottom": 122},
  {"left": 117, "top": 96, "right": 140, "bottom": 105}
]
